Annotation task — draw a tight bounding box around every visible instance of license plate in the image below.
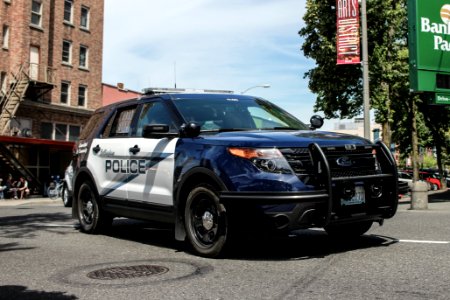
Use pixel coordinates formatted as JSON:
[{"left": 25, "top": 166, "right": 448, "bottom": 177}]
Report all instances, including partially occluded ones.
[{"left": 341, "top": 186, "right": 365, "bottom": 206}]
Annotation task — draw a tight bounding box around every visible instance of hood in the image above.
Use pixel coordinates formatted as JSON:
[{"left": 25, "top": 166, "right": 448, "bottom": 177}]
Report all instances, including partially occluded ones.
[{"left": 198, "top": 130, "right": 371, "bottom": 147}]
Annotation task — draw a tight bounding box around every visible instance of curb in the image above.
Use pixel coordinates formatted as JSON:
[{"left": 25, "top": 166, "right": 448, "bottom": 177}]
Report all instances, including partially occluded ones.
[{"left": 0, "top": 197, "right": 61, "bottom": 207}]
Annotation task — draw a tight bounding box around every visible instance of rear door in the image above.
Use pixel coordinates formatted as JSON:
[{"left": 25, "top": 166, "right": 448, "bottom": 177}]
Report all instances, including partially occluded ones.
[{"left": 87, "top": 105, "right": 138, "bottom": 201}]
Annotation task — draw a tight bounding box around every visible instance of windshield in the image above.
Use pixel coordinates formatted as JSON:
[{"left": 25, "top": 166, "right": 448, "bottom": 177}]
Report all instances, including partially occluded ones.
[{"left": 173, "top": 97, "right": 308, "bottom": 131}]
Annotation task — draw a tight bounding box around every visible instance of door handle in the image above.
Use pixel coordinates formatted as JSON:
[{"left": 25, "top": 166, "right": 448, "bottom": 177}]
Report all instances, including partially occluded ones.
[
  {"left": 129, "top": 145, "right": 140, "bottom": 154},
  {"left": 92, "top": 145, "right": 101, "bottom": 154}
]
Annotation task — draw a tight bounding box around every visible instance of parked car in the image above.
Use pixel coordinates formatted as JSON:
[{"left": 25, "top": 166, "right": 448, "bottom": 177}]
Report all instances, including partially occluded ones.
[
  {"left": 420, "top": 172, "right": 441, "bottom": 190},
  {"left": 62, "top": 161, "right": 74, "bottom": 207},
  {"left": 398, "top": 171, "right": 413, "bottom": 191},
  {"left": 400, "top": 170, "right": 441, "bottom": 191}
]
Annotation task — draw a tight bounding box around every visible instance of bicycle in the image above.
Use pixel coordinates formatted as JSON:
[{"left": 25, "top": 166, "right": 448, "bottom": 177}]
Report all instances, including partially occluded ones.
[{"left": 47, "top": 176, "right": 64, "bottom": 200}]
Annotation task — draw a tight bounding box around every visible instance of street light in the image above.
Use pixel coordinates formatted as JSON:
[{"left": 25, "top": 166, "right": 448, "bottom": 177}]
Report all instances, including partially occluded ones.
[{"left": 240, "top": 84, "right": 271, "bottom": 94}]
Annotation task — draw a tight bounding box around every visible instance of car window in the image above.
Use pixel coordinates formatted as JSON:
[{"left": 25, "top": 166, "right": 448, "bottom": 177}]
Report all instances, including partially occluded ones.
[
  {"left": 173, "top": 97, "right": 308, "bottom": 131},
  {"left": 79, "top": 111, "right": 105, "bottom": 140},
  {"left": 108, "top": 107, "right": 136, "bottom": 137},
  {"left": 136, "top": 102, "right": 177, "bottom": 137}
]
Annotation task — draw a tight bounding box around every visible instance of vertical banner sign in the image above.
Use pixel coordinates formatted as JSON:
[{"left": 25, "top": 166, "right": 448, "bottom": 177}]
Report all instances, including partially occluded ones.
[{"left": 336, "top": 0, "right": 360, "bottom": 65}]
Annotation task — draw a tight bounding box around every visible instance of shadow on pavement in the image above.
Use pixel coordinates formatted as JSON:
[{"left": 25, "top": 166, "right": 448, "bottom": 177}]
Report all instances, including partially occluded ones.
[
  {"left": 224, "top": 230, "right": 398, "bottom": 261},
  {"left": 103, "top": 219, "right": 398, "bottom": 261},
  {"left": 0, "top": 212, "right": 75, "bottom": 240},
  {"left": 0, "top": 286, "right": 77, "bottom": 300},
  {"left": 428, "top": 189, "right": 450, "bottom": 203}
]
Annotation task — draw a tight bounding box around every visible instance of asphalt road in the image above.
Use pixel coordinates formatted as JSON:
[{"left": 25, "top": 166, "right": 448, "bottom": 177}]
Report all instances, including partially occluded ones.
[{"left": 1, "top": 193, "right": 450, "bottom": 300}]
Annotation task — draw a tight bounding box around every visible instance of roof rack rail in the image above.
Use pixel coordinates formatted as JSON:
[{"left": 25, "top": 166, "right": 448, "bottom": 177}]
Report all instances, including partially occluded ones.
[{"left": 143, "top": 87, "right": 235, "bottom": 95}]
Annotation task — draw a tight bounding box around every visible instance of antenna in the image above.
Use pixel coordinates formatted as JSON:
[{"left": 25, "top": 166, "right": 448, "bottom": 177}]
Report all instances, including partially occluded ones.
[{"left": 174, "top": 61, "right": 177, "bottom": 89}]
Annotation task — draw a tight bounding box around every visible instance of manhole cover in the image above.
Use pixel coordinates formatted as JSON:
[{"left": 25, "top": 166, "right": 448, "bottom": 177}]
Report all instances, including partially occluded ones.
[{"left": 87, "top": 265, "right": 169, "bottom": 280}]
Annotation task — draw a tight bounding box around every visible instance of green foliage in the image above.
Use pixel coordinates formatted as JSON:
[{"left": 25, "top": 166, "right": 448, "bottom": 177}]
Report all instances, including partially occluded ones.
[
  {"left": 299, "top": 0, "right": 450, "bottom": 167},
  {"left": 421, "top": 153, "right": 437, "bottom": 169}
]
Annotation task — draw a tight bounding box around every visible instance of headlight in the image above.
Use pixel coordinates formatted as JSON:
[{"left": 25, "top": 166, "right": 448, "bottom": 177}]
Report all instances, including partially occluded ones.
[{"left": 228, "top": 147, "right": 293, "bottom": 174}]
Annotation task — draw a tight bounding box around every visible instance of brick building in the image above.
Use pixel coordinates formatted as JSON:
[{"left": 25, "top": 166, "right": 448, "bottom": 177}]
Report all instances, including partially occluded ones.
[
  {"left": 0, "top": 0, "right": 104, "bottom": 194},
  {"left": 102, "top": 83, "right": 142, "bottom": 106}
]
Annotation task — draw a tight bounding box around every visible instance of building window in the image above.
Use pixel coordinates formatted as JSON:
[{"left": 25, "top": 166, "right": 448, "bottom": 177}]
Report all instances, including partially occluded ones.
[
  {"left": 2, "top": 25, "right": 9, "bottom": 49},
  {"left": 41, "top": 122, "right": 53, "bottom": 139},
  {"left": 41, "top": 122, "right": 80, "bottom": 141},
  {"left": 79, "top": 45, "right": 88, "bottom": 68},
  {"left": 31, "top": 0, "right": 42, "bottom": 27},
  {"left": 60, "top": 81, "right": 70, "bottom": 104},
  {"left": 55, "top": 123, "right": 68, "bottom": 140},
  {"left": 64, "top": 0, "right": 73, "bottom": 24},
  {"left": 69, "top": 125, "right": 80, "bottom": 141},
  {"left": 78, "top": 85, "right": 87, "bottom": 106},
  {"left": 80, "top": 6, "right": 90, "bottom": 30},
  {"left": 62, "top": 40, "right": 72, "bottom": 64},
  {"left": 1, "top": 72, "right": 8, "bottom": 96}
]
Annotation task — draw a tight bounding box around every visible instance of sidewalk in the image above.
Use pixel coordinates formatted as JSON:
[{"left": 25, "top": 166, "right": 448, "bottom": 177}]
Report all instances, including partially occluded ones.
[
  {"left": 398, "top": 187, "right": 450, "bottom": 204},
  {"left": 0, "top": 196, "right": 61, "bottom": 207}
]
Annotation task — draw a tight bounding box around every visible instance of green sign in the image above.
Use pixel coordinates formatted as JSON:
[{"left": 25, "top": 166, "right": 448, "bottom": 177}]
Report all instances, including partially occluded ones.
[
  {"left": 436, "top": 93, "right": 450, "bottom": 104},
  {"left": 408, "top": 0, "right": 450, "bottom": 99}
]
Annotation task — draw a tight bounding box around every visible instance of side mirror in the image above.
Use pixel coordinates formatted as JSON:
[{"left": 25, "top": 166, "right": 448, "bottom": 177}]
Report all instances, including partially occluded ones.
[
  {"left": 180, "top": 122, "right": 201, "bottom": 138},
  {"left": 142, "top": 124, "right": 170, "bottom": 138},
  {"left": 309, "top": 115, "right": 324, "bottom": 130}
]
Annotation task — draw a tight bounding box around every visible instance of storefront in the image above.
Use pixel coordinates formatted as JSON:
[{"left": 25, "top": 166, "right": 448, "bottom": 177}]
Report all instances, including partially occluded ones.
[{"left": 0, "top": 135, "right": 74, "bottom": 195}]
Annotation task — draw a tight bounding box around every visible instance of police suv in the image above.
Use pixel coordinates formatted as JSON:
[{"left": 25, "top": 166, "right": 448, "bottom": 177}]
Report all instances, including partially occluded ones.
[{"left": 72, "top": 91, "right": 398, "bottom": 257}]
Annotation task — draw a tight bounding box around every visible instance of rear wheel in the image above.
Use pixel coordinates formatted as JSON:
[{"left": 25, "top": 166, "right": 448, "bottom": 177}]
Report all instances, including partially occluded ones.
[
  {"left": 325, "top": 221, "right": 373, "bottom": 239},
  {"left": 184, "top": 185, "right": 228, "bottom": 258},
  {"left": 62, "top": 184, "right": 72, "bottom": 207},
  {"left": 77, "top": 182, "right": 112, "bottom": 233}
]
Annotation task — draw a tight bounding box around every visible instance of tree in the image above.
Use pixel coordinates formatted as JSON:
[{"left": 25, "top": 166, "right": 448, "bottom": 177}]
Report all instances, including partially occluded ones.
[{"left": 299, "top": 0, "right": 409, "bottom": 147}]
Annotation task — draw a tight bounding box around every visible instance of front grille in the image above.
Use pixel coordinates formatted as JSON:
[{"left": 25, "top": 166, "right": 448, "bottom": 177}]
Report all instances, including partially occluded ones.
[
  {"left": 322, "top": 146, "right": 381, "bottom": 178},
  {"left": 280, "top": 145, "right": 381, "bottom": 183}
]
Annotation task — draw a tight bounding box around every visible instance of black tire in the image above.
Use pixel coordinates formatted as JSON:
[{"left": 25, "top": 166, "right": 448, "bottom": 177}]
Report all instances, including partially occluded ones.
[
  {"left": 432, "top": 183, "right": 438, "bottom": 191},
  {"left": 77, "top": 181, "right": 112, "bottom": 233},
  {"left": 325, "top": 221, "right": 373, "bottom": 239},
  {"left": 184, "top": 185, "right": 228, "bottom": 258},
  {"left": 62, "top": 185, "right": 72, "bottom": 207}
]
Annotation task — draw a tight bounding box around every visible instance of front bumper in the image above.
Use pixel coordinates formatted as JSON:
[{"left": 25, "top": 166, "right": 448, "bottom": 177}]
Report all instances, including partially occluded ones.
[{"left": 219, "top": 141, "right": 398, "bottom": 232}]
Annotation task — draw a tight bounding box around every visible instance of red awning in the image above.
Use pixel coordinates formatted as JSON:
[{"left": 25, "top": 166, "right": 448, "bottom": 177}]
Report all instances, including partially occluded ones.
[{"left": 0, "top": 135, "right": 75, "bottom": 150}]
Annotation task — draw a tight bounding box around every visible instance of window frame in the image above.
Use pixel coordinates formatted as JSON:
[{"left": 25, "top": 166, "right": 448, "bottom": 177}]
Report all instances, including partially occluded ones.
[
  {"left": 60, "top": 81, "right": 70, "bottom": 104},
  {"left": 80, "top": 5, "right": 90, "bottom": 30},
  {"left": 31, "top": 0, "right": 42, "bottom": 27},
  {"left": 79, "top": 45, "right": 88, "bottom": 69},
  {"left": 78, "top": 85, "right": 87, "bottom": 107},
  {"left": 63, "top": 0, "right": 74, "bottom": 24},
  {"left": 2, "top": 25, "right": 9, "bottom": 49},
  {"left": 62, "top": 40, "right": 72, "bottom": 65}
]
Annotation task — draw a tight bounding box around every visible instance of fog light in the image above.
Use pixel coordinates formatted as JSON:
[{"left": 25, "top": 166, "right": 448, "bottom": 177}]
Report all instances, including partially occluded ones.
[
  {"left": 371, "top": 184, "right": 383, "bottom": 198},
  {"left": 342, "top": 183, "right": 355, "bottom": 200}
]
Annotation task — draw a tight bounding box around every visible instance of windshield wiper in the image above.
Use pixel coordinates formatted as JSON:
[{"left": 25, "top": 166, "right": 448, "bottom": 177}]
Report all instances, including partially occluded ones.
[
  {"left": 269, "top": 127, "right": 302, "bottom": 130},
  {"left": 200, "top": 128, "right": 252, "bottom": 133}
]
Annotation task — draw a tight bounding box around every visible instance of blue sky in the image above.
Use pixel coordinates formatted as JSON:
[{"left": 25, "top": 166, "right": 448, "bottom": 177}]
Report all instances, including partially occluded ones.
[{"left": 102, "top": 0, "right": 331, "bottom": 127}]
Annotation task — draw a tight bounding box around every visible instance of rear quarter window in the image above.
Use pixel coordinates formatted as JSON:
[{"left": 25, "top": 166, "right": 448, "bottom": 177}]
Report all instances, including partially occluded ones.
[{"left": 79, "top": 111, "right": 105, "bottom": 140}]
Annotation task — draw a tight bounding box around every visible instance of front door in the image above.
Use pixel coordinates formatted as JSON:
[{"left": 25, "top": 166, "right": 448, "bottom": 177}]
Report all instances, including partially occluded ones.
[{"left": 126, "top": 101, "right": 178, "bottom": 206}]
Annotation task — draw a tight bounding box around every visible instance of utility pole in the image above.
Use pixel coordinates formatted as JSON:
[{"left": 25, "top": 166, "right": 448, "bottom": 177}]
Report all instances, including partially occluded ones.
[{"left": 361, "top": 0, "right": 370, "bottom": 140}]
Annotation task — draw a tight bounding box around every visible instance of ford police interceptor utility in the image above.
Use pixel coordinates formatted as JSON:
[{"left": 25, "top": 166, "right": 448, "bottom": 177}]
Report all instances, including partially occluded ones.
[{"left": 72, "top": 91, "right": 398, "bottom": 257}]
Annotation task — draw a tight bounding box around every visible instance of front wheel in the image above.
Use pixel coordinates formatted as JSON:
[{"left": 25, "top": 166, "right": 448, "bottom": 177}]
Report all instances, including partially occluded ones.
[
  {"left": 325, "top": 221, "right": 373, "bottom": 239},
  {"left": 77, "top": 182, "right": 112, "bottom": 233},
  {"left": 184, "top": 185, "right": 228, "bottom": 258}
]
